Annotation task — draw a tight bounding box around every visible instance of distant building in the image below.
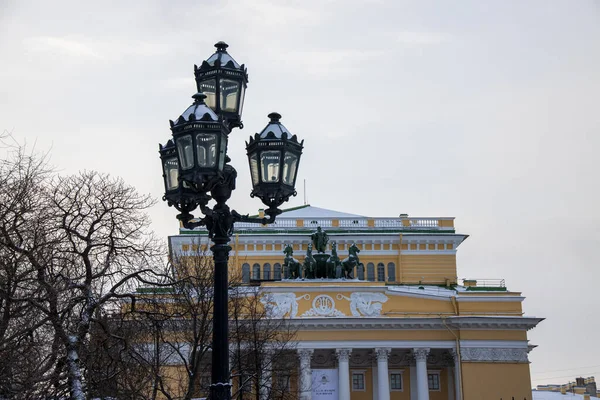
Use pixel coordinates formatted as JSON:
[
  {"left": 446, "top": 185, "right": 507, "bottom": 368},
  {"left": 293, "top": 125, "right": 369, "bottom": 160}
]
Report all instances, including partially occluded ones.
[{"left": 535, "top": 376, "right": 598, "bottom": 397}]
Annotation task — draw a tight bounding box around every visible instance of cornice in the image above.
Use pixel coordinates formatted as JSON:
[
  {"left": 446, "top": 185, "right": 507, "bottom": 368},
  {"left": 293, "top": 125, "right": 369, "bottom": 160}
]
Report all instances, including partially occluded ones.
[
  {"left": 455, "top": 295, "right": 525, "bottom": 303},
  {"left": 289, "top": 316, "right": 543, "bottom": 331}
]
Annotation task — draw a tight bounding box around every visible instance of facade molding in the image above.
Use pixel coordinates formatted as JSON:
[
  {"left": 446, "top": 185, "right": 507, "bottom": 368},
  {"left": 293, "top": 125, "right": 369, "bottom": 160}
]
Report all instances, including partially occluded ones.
[
  {"left": 459, "top": 347, "right": 530, "bottom": 363},
  {"left": 289, "top": 316, "right": 543, "bottom": 331},
  {"left": 455, "top": 296, "right": 525, "bottom": 303},
  {"left": 296, "top": 340, "right": 456, "bottom": 350}
]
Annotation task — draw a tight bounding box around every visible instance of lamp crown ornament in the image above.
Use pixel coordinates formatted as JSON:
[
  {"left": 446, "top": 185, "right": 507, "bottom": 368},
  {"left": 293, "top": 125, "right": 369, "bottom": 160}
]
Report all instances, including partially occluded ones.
[
  {"left": 214, "top": 40, "right": 229, "bottom": 51},
  {"left": 268, "top": 112, "right": 281, "bottom": 122}
]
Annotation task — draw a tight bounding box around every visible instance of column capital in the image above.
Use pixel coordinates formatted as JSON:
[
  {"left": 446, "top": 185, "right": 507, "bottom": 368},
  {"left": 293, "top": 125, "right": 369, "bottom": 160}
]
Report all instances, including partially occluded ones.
[
  {"left": 449, "top": 348, "right": 459, "bottom": 361},
  {"left": 413, "top": 348, "right": 430, "bottom": 362},
  {"left": 375, "top": 347, "right": 391, "bottom": 362},
  {"left": 336, "top": 348, "right": 352, "bottom": 362},
  {"left": 298, "top": 348, "right": 314, "bottom": 364}
]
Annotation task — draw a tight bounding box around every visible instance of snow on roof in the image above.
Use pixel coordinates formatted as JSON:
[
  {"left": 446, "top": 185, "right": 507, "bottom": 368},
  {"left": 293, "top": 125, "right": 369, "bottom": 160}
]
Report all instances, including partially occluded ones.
[
  {"left": 532, "top": 391, "right": 591, "bottom": 399},
  {"left": 279, "top": 205, "right": 366, "bottom": 219}
]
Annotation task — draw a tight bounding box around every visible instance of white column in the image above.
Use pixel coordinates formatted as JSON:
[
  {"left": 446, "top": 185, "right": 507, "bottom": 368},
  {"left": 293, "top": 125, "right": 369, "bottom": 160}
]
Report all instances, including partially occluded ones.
[
  {"left": 260, "top": 350, "right": 273, "bottom": 400},
  {"left": 450, "top": 349, "right": 462, "bottom": 400},
  {"left": 375, "top": 348, "right": 391, "bottom": 400},
  {"left": 414, "top": 348, "right": 430, "bottom": 400},
  {"left": 447, "top": 366, "right": 455, "bottom": 400},
  {"left": 298, "top": 349, "right": 314, "bottom": 400},
  {"left": 336, "top": 348, "right": 352, "bottom": 400},
  {"left": 409, "top": 365, "right": 417, "bottom": 400},
  {"left": 372, "top": 365, "right": 379, "bottom": 400}
]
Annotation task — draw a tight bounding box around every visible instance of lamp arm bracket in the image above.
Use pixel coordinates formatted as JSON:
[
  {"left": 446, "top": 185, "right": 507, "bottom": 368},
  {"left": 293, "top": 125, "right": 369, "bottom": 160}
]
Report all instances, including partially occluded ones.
[
  {"left": 232, "top": 207, "right": 281, "bottom": 225},
  {"left": 182, "top": 217, "right": 209, "bottom": 230}
]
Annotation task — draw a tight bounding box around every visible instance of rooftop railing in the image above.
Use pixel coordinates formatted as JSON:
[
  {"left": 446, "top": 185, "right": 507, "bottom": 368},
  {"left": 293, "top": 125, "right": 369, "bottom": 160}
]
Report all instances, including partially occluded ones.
[{"left": 230, "top": 216, "right": 454, "bottom": 232}]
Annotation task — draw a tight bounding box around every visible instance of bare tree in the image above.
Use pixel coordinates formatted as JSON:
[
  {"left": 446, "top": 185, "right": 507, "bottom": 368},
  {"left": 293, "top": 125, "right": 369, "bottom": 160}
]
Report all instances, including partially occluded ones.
[
  {"left": 230, "top": 284, "right": 298, "bottom": 400},
  {"left": 123, "top": 245, "right": 215, "bottom": 400},
  {"left": 99, "top": 244, "right": 299, "bottom": 400},
  {"left": 0, "top": 134, "right": 166, "bottom": 399},
  {"left": 0, "top": 134, "right": 60, "bottom": 398}
]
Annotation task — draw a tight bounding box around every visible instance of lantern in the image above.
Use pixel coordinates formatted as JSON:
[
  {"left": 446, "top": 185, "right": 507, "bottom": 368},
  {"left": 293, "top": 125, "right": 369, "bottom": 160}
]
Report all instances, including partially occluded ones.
[
  {"left": 194, "top": 41, "right": 248, "bottom": 129},
  {"left": 169, "top": 93, "right": 230, "bottom": 187},
  {"left": 246, "top": 113, "right": 303, "bottom": 209}
]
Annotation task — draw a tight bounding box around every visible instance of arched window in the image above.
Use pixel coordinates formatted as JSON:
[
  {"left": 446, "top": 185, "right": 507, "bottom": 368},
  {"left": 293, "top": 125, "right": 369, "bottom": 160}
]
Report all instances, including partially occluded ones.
[
  {"left": 357, "top": 264, "right": 365, "bottom": 280},
  {"left": 283, "top": 263, "right": 289, "bottom": 279},
  {"left": 377, "top": 263, "right": 385, "bottom": 282},
  {"left": 367, "top": 263, "right": 375, "bottom": 281},
  {"left": 274, "top": 263, "right": 282, "bottom": 280},
  {"left": 242, "top": 263, "right": 250, "bottom": 283},
  {"left": 387, "top": 262, "right": 396, "bottom": 282},
  {"left": 263, "top": 263, "right": 271, "bottom": 280},
  {"left": 252, "top": 263, "right": 260, "bottom": 280}
]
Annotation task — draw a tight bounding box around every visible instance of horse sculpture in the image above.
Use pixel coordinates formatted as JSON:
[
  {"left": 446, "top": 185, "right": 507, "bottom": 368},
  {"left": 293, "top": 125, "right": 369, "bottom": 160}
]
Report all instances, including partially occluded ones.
[
  {"left": 303, "top": 244, "right": 317, "bottom": 279},
  {"left": 326, "top": 241, "right": 342, "bottom": 279},
  {"left": 340, "top": 242, "right": 361, "bottom": 279},
  {"left": 283, "top": 244, "right": 301, "bottom": 279}
]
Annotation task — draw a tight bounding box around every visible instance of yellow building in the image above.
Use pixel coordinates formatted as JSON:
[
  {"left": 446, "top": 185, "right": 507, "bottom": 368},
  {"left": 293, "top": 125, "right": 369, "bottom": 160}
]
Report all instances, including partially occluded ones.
[{"left": 170, "top": 205, "right": 543, "bottom": 400}]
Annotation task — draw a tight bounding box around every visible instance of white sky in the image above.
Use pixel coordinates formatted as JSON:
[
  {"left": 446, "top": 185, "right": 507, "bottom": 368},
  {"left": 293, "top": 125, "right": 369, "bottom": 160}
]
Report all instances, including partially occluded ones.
[{"left": 1, "top": 0, "right": 599, "bottom": 387}]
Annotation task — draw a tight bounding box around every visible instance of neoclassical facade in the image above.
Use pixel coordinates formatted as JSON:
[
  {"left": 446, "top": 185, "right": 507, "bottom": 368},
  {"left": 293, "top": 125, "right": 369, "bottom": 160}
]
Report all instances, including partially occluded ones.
[{"left": 170, "top": 205, "right": 543, "bottom": 400}]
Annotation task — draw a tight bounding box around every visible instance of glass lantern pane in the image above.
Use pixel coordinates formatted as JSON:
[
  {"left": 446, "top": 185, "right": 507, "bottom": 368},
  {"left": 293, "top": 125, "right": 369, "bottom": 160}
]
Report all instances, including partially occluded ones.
[
  {"left": 260, "top": 151, "right": 280, "bottom": 183},
  {"left": 218, "top": 135, "right": 227, "bottom": 171},
  {"left": 220, "top": 79, "right": 240, "bottom": 113},
  {"left": 176, "top": 135, "right": 194, "bottom": 170},
  {"left": 196, "top": 133, "right": 217, "bottom": 167},
  {"left": 163, "top": 157, "right": 179, "bottom": 190},
  {"left": 238, "top": 83, "right": 246, "bottom": 116},
  {"left": 250, "top": 153, "right": 259, "bottom": 186},
  {"left": 282, "top": 152, "right": 298, "bottom": 185},
  {"left": 198, "top": 79, "right": 217, "bottom": 109}
]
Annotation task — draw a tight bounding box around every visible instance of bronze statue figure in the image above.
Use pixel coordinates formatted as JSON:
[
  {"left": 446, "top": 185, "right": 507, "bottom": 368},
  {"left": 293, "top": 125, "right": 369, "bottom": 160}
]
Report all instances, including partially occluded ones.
[
  {"left": 303, "top": 243, "right": 317, "bottom": 279},
  {"left": 283, "top": 243, "right": 301, "bottom": 279},
  {"left": 326, "top": 241, "right": 342, "bottom": 279},
  {"left": 310, "top": 226, "right": 329, "bottom": 253},
  {"left": 340, "top": 242, "right": 361, "bottom": 279}
]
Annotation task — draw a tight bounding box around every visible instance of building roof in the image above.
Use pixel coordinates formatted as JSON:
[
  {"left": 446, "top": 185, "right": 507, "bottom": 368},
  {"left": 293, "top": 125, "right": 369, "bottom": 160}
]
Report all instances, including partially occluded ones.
[
  {"left": 532, "top": 391, "right": 590, "bottom": 399},
  {"left": 180, "top": 204, "right": 458, "bottom": 235},
  {"left": 278, "top": 205, "right": 366, "bottom": 219}
]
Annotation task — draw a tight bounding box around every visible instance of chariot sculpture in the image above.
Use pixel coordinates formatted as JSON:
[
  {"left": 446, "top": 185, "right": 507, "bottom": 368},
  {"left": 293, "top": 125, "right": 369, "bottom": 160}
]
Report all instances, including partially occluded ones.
[{"left": 281, "top": 227, "right": 364, "bottom": 280}]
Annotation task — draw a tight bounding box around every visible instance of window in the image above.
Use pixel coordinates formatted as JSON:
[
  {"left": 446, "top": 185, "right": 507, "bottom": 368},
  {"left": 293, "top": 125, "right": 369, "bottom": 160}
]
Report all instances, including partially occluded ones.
[
  {"left": 387, "top": 262, "right": 396, "bottom": 282},
  {"left": 428, "top": 372, "right": 440, "bottom": 391},
  {"left": 263, "top": 263, "right": 271, "bottom": 280},
  {"left": 283, "top": 264, "right": 289, "bottom": 279},
  {"left": 367, "top": 263, "right": 375, "bottom": 281},
  {"left": 275, "top": 374, "right": 290, "bottom": 391},
  {"left": 242, "top": 263, "right": 250, "bottom": 283},
  {"left": 377, "top": 263, "right": 385, "bottom": 281},
  {"left": 357, "top": 264, "right": 365, "bottom": 280},
  {"left": 389, "top": 371, "right": 403, "bottom": 391},
  {"left": 352, "top": 372, "right": 366, "bottom": 391},
  {"left": 274, "top": 263, "right": 282, "bottom": 280},
  {"left": 252, "top": 263, "right": 260, "bottom": 280}
]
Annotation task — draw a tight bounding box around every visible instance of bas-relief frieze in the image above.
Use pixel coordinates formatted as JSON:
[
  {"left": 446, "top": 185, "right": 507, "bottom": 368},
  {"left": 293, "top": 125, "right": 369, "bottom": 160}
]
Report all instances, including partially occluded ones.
[
  {"left": 260, "top": 293, "right": 309, "bottom": 318},
  {"left": 337, "top": 292, "right": 389, "bottom": 317},
  {"left": 460, "top": 347, "right": 529, "bottom": 363},
  {"left": 301, "top": 294, "right": 345, "bottom": 317},
  {"left": 262, "top": 292, "right": 389, "bottom": 318}
]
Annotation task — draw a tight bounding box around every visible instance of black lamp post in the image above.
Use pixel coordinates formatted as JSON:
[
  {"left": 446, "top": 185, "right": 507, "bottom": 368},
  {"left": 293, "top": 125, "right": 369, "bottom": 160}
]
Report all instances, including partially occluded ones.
[{"left": 159, "top": 42, "right": 303, "bottom": 400}]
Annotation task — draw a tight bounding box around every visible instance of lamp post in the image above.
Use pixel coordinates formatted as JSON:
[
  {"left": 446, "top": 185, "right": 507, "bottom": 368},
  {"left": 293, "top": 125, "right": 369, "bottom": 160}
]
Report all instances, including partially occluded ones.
[{"left": 159, "top": 42, "right": 304, "bottom": 400}]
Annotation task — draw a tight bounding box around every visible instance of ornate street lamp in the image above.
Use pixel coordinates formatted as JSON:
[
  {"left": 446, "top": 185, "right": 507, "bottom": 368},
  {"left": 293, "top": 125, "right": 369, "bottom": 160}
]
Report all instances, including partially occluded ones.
[
  {"left": 159, "top": 42, "right": 303, "bottom": 400},
  {"left": 194, "top": 41, "right": 248, "bottom": 129},
  {"left": 246, "top": 112, "right": 304, "bottom": 211}
]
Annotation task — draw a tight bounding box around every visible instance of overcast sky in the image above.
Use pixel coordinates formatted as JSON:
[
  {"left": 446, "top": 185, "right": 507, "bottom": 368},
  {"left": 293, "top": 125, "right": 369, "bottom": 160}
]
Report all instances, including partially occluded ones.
[{"left": 2, "top": 0, "right": 599, "bottom": 387}]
